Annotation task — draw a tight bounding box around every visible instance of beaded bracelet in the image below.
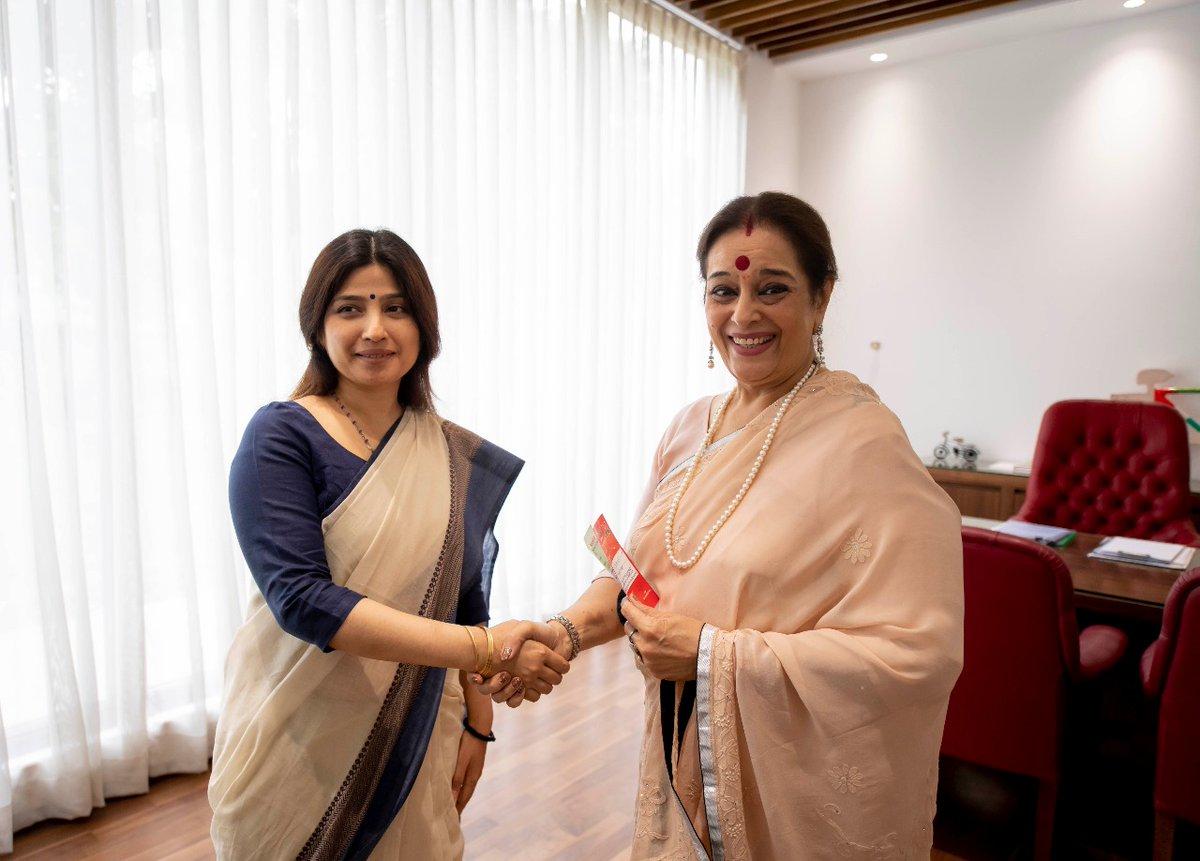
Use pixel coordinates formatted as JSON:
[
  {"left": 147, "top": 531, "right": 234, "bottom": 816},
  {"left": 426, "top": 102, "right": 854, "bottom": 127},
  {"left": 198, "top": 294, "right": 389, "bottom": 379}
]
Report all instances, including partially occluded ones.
[{"left": 548, "top": 613, "right": 582, "bottom": 661}]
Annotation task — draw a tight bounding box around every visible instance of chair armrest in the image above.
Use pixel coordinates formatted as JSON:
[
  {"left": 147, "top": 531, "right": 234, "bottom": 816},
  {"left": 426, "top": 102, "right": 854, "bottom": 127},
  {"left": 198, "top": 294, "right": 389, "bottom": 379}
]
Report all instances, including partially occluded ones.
[
  {"left": 1078, "top": 624, "right": 1128, "bottom": 681},
  {"left": 1141, "top": 641, "right": 1164, "bottom": 697}
]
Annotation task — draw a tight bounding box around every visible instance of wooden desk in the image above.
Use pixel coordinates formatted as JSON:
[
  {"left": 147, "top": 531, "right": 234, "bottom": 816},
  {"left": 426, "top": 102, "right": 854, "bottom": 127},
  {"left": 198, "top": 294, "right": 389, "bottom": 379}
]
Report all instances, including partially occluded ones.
[
  {"left": 962, "top": 517, "right": 1190, "bottom": 622},
  {"left": 1056, "top": 533, "right": 1185, "bottom": 621}
]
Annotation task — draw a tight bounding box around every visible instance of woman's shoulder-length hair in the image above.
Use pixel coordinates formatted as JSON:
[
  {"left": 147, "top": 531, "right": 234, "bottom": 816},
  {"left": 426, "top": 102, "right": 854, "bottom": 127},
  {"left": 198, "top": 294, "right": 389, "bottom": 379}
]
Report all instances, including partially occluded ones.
[{"left": 291, "top": 228, "right": 441, "bottom": 411}]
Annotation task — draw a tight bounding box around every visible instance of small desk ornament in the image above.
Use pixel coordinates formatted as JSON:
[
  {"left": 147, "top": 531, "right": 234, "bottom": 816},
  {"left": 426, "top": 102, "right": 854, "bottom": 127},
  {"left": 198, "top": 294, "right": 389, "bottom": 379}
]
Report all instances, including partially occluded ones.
[{"left": 932, "top": 431, "right": 980, "bottom": 470}]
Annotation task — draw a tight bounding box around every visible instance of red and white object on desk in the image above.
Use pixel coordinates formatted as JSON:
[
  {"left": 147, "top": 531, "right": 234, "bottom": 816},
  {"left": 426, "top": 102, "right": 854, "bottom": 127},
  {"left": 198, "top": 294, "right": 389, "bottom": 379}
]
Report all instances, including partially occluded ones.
[{"left": 584, "top": 514, "right": 660, "bottom": 607}]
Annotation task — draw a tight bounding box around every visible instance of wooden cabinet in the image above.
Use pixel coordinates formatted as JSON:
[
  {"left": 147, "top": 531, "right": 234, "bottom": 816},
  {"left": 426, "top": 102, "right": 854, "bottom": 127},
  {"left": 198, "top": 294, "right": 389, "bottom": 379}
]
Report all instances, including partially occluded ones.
[
  {"left": 928, "top": 466, "right": 1200, "bottom": 527},
  {"left": 927, "top": 466, "right": 1028, "bottom": 520}
]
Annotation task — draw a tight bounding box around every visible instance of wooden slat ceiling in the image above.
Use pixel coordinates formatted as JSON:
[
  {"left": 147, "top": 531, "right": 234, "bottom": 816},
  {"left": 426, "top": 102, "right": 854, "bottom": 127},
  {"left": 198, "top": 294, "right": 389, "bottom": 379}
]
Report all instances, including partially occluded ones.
[{"left": 675, "top": 0, "right": 1023, "bottom": 58}]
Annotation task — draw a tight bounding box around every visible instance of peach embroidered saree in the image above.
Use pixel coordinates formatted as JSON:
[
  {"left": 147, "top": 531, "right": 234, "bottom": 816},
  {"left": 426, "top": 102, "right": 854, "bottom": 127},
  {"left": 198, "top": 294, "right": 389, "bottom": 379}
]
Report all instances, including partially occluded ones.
[{"left": 626, "top": 370, "right": 963, "bottom": 860}]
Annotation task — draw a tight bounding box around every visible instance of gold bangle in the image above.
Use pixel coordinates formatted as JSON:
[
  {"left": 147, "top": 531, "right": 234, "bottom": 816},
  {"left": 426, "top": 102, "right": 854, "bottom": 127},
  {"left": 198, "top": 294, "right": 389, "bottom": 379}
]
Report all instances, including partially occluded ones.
[
  {"left": 477, "top": 625, "right": 495, "bottom": 678},
  {"left": 466, "top": 626, "right": 484, "bottom": 674}
]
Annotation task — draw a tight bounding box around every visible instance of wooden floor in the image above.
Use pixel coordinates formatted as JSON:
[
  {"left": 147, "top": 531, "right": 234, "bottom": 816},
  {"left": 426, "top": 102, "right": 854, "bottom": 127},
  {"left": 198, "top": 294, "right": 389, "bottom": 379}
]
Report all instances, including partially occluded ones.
[
  {"left": 12, "top": 639, "right": 643, "bottom": 860},
  {"left": 11, "top": 769, "right": 215, "bottom": 860},
  {"left": 12, "top": 638, "right": 975, "bottom": 860}
]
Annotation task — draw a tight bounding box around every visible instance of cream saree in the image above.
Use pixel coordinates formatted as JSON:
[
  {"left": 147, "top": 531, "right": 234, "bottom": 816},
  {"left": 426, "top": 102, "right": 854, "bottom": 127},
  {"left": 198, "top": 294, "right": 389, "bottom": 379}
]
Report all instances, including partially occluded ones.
[
  {"left": 209, "top": 410, "right": 522, "bottom": 860},
  {"left": 626, "top": 370, "right": 964, "bottom": 860}
]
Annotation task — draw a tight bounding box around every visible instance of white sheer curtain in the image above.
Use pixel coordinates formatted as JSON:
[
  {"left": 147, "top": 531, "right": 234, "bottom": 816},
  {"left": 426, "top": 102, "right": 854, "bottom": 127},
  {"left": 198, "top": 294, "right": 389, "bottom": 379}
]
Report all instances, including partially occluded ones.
[{"left": 0, "top": 0, "right": 742, "bottom": 846}]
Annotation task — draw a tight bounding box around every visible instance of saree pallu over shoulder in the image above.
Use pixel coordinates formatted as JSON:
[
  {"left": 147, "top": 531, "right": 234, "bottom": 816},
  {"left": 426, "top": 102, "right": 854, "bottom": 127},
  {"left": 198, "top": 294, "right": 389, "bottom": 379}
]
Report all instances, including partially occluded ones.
[
  {"left": 209, "top": 411, "right": 522, "bottom": 861},
  {"left": 627, "top": 370, "right": 964, "bottom": 860}
]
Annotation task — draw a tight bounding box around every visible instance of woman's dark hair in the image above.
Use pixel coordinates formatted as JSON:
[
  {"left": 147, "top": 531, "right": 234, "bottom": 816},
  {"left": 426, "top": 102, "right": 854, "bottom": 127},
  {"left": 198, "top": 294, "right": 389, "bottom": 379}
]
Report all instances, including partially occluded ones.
[
  {"left": 291, "top": 228, "right": 440, "bottom": 411},
  {"left": 696, "top": 192, "right": 838, "bottom": 303}
]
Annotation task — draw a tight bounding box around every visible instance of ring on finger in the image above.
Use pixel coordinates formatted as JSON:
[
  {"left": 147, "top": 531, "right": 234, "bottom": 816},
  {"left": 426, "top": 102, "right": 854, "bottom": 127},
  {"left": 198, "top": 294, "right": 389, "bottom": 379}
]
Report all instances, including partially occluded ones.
[{"left": 627, "top": 633, "right": 643, "bottom": 661}]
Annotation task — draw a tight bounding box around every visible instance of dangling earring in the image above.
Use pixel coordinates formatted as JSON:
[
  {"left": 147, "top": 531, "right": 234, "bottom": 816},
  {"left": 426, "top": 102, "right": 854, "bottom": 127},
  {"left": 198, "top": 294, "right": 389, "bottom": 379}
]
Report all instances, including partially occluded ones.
[
  {"left": 707, "top": 341, "right": 715, "bottom": 369},
  {"left": 813, "top": 324, "right": 826, "bottom": 367}
]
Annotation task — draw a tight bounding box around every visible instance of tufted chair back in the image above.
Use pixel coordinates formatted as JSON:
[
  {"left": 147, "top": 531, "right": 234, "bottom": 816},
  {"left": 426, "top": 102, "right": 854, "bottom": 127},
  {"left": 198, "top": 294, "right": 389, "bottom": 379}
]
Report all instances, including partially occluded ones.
[{"left": 1016, "top": 400, "right": 1200, "bottom": 545}]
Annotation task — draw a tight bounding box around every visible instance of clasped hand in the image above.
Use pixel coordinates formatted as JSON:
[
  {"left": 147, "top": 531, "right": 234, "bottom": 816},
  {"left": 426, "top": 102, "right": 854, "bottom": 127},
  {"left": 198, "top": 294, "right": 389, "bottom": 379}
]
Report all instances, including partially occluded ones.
[
  {"left": 622, "top": 598, "right": 704, "bottom": 682},
  {"left": 472, "top": 600, "right": 705, "bottom": 708},
  {"left": 476, "top": 619, "right": 571, "bottom": 700}
]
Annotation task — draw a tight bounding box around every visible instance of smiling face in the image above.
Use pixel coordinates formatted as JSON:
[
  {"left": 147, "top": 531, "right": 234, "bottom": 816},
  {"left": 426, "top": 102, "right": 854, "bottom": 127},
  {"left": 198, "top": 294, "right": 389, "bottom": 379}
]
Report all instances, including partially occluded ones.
[
  {"left": 319, "top": 263, "right": 420, "bottom": 392},
  {"left": 704, "top": 225, "right": 830, "bottom": 389}
]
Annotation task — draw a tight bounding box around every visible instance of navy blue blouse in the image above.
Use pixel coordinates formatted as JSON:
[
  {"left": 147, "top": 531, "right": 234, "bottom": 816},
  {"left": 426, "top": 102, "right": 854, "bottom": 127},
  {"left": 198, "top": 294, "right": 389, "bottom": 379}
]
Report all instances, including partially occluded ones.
[{"left": 228, "top": 401, "right": 490, "bottom": 651}]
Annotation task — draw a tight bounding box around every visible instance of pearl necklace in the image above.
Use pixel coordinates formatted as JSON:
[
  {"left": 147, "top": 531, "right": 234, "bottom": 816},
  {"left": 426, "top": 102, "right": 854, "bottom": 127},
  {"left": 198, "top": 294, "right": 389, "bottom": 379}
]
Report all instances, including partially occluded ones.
[{"left": 663, "top": 362, "right": 820, "bottom": 570}]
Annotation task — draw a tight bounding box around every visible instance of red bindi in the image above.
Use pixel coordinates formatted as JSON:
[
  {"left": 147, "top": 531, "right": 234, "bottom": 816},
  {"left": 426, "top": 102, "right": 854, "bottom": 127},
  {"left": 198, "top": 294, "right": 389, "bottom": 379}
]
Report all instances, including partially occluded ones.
[
  {"left": 735, "top": 255, "right": 750, "bottom": 271},
  {"left": 369, "top": 293, "right": 376, "bottom": 300}
]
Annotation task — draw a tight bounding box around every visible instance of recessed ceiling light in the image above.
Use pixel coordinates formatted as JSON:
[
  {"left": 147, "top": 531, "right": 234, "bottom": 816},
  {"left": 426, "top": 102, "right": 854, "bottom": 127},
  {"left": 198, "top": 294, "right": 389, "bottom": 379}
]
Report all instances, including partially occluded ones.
[
  {"left": 1122, "top": 0, "right": 1144, "bottom": 7},
  {"left": 870, "top": 52, "right": 888, "bottom": 62}
]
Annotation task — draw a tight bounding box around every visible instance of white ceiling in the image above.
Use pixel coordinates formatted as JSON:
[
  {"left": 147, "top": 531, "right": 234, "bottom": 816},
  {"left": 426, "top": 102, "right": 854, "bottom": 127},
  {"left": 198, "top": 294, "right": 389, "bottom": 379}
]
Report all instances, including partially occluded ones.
[{"left": 773, "top": 0, "right": 1199, "bottom": 81}]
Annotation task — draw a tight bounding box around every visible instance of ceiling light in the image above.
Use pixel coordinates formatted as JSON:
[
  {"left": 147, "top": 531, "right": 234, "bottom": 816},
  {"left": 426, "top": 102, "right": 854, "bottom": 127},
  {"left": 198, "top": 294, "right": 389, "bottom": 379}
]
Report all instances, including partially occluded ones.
[
  {"left": 1122, "top": 0, "right": 1144, "bottom": 7},
  {"left": 870, "top": 52, "right": 888, "bottom": 62}
]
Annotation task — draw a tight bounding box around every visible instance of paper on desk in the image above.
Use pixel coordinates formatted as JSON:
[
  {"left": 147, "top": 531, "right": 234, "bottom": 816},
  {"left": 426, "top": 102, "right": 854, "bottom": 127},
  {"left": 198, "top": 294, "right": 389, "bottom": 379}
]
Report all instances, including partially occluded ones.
[
  {"left": 993, "top": 520, "right": 1074, "bottom": 546},
  {"left": 1089, "top": 536, "right": 1195, "bottom": 570}
]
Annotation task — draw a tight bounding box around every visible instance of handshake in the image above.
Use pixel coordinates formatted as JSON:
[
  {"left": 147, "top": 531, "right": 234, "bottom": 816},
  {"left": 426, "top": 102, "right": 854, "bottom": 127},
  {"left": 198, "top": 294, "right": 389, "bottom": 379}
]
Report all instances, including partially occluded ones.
[
  {"left": 469, "top": 619, "right": 574, "bottom": 707},
  {"left": 469, "top": 598, "right": 704, "bottom": 707}
]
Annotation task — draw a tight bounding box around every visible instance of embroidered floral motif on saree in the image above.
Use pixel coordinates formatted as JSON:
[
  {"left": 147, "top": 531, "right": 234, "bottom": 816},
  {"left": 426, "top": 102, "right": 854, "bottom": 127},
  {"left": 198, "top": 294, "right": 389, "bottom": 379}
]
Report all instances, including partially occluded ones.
[
  {"left": 842, "top": 528, "right": 873, "bottom": 564},
  {"left": 827, "top": 763, "right": 865, "bottom": 795}
]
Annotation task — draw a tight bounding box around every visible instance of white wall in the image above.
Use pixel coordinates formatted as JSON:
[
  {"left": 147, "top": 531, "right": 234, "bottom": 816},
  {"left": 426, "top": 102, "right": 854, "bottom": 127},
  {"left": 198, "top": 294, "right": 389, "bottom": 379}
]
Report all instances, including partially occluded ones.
[
  {"left": 747, "top": 4, "right": 1200, "bottom": 474},
  {"left": 744, "top": 51, "right": 806, "bottom": 195}
]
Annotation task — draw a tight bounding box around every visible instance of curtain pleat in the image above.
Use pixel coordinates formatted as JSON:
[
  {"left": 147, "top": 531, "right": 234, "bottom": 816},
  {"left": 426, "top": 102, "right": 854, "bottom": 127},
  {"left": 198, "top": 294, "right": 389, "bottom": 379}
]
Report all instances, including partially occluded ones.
[{"left": 0, "top": 0, "right": 742, "bottom": 846}]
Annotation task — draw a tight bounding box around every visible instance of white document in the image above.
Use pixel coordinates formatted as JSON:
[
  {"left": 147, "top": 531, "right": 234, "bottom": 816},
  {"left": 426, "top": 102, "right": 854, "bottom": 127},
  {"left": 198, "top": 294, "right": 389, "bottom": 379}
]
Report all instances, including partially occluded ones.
[
  {"left": 993, "top": 520, "right": 1074, "bottom": 546},
  {"left": 1089, "top": 536, "right": 1196, "bottom": 570}
]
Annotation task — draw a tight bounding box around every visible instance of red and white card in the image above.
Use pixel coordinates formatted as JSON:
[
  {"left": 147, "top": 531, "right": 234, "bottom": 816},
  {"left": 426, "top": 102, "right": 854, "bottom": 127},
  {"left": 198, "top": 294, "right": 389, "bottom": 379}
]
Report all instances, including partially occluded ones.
[{"left": 584, "top": 514, "right": 660, "bottom": 607}]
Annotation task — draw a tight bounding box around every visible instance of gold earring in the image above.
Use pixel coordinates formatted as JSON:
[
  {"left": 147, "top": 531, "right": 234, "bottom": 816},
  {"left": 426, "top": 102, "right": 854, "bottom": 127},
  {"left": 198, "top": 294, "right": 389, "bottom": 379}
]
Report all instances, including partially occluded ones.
[{"left": 707, "top": 341, "right": 715, "bottom": 369}]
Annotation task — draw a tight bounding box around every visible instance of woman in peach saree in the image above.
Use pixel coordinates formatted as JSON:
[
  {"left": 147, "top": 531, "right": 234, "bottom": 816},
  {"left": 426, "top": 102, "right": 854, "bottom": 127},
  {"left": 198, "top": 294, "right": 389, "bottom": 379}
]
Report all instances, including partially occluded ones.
[{"left": 479, "top": 193, "right": 964, "bottom": 859}]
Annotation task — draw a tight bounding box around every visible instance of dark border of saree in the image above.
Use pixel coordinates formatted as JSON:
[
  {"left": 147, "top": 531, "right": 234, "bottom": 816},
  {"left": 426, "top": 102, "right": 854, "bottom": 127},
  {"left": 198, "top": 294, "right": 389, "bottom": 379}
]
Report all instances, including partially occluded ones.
[
  {"left": 297, "top": 421, "right": 523, "bottom": 861},
  {"left": 659, "top": 679, "right": 713, "bottom": 860}
]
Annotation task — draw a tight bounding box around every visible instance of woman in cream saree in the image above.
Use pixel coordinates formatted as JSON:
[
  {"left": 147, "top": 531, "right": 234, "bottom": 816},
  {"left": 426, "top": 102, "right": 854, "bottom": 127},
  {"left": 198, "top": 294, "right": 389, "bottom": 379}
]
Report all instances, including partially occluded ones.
[
  {"left": 210, "top": 410, "right": 521, "bottom": 858},
  {"left": 210, "top": 228, "right": 567, "bottom": 859}
]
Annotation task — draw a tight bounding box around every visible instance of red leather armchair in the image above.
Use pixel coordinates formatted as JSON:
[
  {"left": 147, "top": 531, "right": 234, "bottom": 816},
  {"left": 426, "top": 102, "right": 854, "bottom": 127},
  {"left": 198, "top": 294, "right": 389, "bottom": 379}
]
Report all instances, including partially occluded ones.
[
  {"left": 1141, "top": 568, "right": 1200, "bottom": 860},
  {"left": 1016, "top": 400, "right": 1199, "bottom": 545},
  {"left": 942, "top": 528, "right": 1128, "bottom": 860}
]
